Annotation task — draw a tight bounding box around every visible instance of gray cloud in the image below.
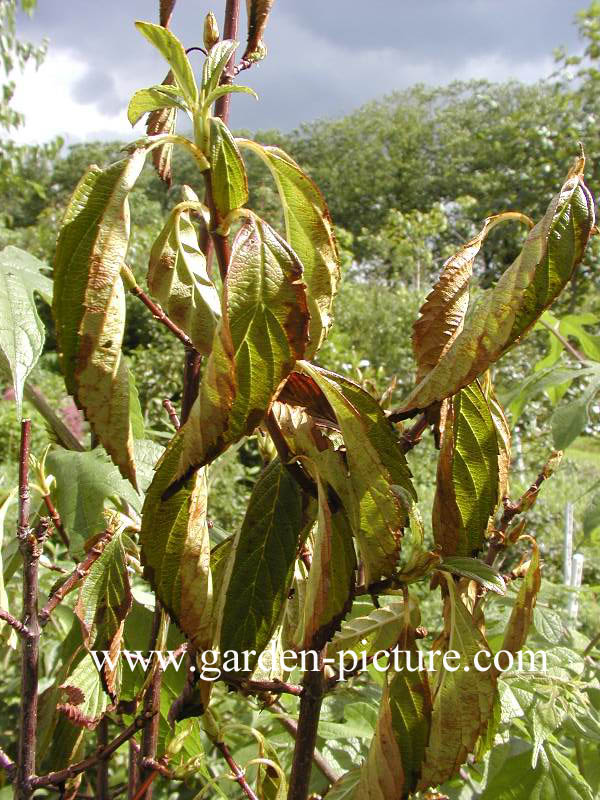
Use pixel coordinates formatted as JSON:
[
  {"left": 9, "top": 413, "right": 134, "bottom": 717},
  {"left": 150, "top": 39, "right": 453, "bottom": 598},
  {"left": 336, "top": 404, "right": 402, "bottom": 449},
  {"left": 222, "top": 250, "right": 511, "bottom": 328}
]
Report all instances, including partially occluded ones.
[{"left": 17, "top": 0, "right": 584, "bottom": 137}]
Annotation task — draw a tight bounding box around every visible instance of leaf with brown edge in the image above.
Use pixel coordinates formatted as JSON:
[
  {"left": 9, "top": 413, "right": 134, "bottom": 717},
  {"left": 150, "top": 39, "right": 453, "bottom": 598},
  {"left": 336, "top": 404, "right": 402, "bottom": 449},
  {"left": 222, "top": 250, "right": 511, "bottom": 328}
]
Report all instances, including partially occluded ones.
[
  {"left": 482, "top": 373, "right": 512, "bottom": 505},
  {"left": 237, "top": 140, "right": 340, "bottom": 358},
  {"left": 277, "top": 370, "right": 337, "bottom": 427},
  {"left": 75, "top": 526, "right": 132, "bottom": 699},
  {"left": 299, "top": 363, "right": 416, "bottom": 584},
  {"left": 353, "top": 678, "right": 405, "bottom": 800},
  {"left": 418, "top": 573, "right": 497, "bottom": 791},
  {"left": 432, "top": 381, "right": 499, "bottom": 557},
  {"left": 399, "top": 170, "right": 594, "bottom": 415},
  {"left": 58, "top": 653, "right": 112, "bottom": 730},
  {"left": 53, "top": 149, "right": 146, "bottom": 487},
  {"left": 297, "top": 474, "right": 356, "bottom": 651},
  {"left": 146, "top": 71, "right": 176, "bottom": 185},
  {"left": 148, "top": 185, "right": 221, "bottom": 355},
  {"left": 140, "top": 431, "right": 213, "bottom": 652},
  {"left": 413, "top": 212, "right": 532, "bottom": 385},
  {"left": 243, "top": 0, "right": 275, "bottom": 62},
  {"left": 495, "top": 537, "right": 541, "bottom": 674},
  {"left": 175, "top": 214, "right": 309, "bottom": 484}
]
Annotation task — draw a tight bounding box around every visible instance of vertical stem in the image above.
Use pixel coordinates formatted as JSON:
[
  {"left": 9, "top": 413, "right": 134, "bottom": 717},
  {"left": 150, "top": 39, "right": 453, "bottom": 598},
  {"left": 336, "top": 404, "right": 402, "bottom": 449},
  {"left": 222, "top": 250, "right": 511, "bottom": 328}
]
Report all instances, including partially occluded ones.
[
  {"left": 138, "top": 608, "right": 162, "bottom": 800},
  {"left": 96, "top": 717, "right": 110, "bottom": 800},
  {"left": 15, "top": 419, "right": 40, "bottom": 800},
  {"left": 128, "top": 740, "right": 140, "bottom": 800},
  {"left": 214, "top": 0, "right": 241, "bottom": 123},
  {"left": 287, "top": 653, "right": 326, "bottom": 800},
  {"left": 181, "top": 346, "right": 202, "bottom": 424}
]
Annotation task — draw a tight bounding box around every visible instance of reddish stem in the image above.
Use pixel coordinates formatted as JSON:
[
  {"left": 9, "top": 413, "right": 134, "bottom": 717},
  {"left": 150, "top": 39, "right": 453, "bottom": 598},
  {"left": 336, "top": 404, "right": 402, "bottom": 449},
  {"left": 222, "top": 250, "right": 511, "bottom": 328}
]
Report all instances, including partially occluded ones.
[{"left": 215, "top": 740, "right": 259, "bottom": 800}]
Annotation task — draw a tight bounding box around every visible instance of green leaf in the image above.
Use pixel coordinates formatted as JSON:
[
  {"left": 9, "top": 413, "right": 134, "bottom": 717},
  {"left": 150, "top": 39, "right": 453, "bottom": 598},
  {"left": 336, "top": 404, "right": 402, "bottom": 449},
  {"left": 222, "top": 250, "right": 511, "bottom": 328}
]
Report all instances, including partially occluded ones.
[
  {"left": 127, "top": 86, "right": 187, "bottom": 126},
  {"left": 419, "top": 573, "right": 497, "bottom": 790},
  {"left": 299, "top": 363, "right": 416, "bottom": 583},
  {"left": 148, "top": 185, "right": 221, "bottom": 355},
  {"left": 400, "top": 172, "right": 594, "bottom": 414},
  {"left": 209, "top": 117, "right": 248, "bottom": 218},
  {"left": 0, "top": 246, "right": 52, "bottom": 416},
  {"left": 480, "top": 746, "right": 594, "bottom": 800},
  {"left": 506, "top": 364, "right": 595, "bottom": 422},
  {"left": 219, "top": 459, "right": 308, "bottom": 671},
  {"left": 202, "top": 83, "right": 258, "bottom": 111},
  {"left": 583, "top": 491, "right": 600, "bottom": 539},
  {"left": 297, "top": 474, "right": 356, "bottom": 651},
  {"left": 129, "top": 372, "right": 145, "bottom": 439},
  {"left": 135, "top": 22, "right": 198, "bottom": 106},
  {"left": 238, "top": 140, "right": 341, "bottom": 357},
  {"left": 140, "top": 431, "right": 213, "bottom": 651},
  {"left": 75, "top": 526, "right": 132, "bottom": 697},
  {"left": 177, "top": 215, "right": 310, "bottom": 480},
  {"left": 46, "top": 448, "right": 140, "bottom": 555},
  {"left": 440, "top": 557, "right": 506, "bottom": 595},
  {"left": 560, "top": 313, "right": 600, "bottom": 361},
  {"left": 432, "top": 381, "right": 499, "bottom": 556},
  {"left": 201, "top": 40, "right": 238, "bottom": 100},
  {"left": 551, "top": 371, "right": 600, "bottom": 449},
  {"left": 327, "top": 770, "right": 361, "bottom": 800},
  {"left": 53, "top": 150, "right": 147, "bottom": 486},
  {"left": 533, "top": 605, "right": 566, "bottom": 644},
  {"left": 329, "top": 600, "right": 408, "bottom": 660}
]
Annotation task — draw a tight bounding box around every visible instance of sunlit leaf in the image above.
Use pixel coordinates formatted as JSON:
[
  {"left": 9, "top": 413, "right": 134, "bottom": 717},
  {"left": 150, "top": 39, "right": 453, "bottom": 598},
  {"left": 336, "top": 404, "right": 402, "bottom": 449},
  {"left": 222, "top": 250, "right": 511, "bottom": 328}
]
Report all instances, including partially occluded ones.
[
  {"left": 440, "top": 556, "right": 506, "bottom": 595},
  {"left": 0, "top": 246, "right": 52, "bottom": 417},
  {"left": 209, "top": 117, "right": 248, "bottom": 218},
  {"left": 135, "top": 22, "right": 198, "bottom": 106},
  {"left": 128, "top": 86, "right": 187, "bottom": 126},
  {"left": 238, "top": 140, "right": 340, "bottom": 357},
  {"left": 53, "top": 150, "right": 146, "bottom": 486}
]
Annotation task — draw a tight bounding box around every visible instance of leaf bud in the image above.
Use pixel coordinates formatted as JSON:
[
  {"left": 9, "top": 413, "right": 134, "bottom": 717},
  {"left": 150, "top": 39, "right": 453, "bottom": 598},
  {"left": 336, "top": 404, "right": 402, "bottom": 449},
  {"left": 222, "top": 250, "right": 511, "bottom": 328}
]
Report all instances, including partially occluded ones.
[{"left": 203, "top": 12, "right": 220, "bottom": 51}]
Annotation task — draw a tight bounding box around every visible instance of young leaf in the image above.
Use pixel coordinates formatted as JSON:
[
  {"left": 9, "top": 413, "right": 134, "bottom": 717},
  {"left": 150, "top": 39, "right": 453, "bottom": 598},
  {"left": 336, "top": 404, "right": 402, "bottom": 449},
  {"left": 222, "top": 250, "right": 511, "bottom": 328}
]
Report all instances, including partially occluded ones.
[
  {"left": 439, "top": 556, "right": 506, "bottom": 595},
  {"left": 432, "top": 381, "right": 499, "bottom": 557},
  {"left": 412, "top": 213, "right": 531, "bottom": 384},
  {"left": 209, "top": 117, "right": 249, "bottom": 218},
  {"left": 238, "top": 140, "right": 340, "bottom": 357},
  {"left": 243, "top": 0, "right": 275, "bottom": 62},
  {"left": 399, "top": 171, "right": 594, "bottom": 415},
  {"left": 148, "top": 186, "right": 221, "bottom": 355},
  {"left": 127, "top": 85, "right": 187, "bottom": 126},
  {"left": 177, "top": 215, "right": 309, "bottom": 481},
  {"left": 299, "top": 363, "right": 416, "bottom": 583},
  {"left": 497, "top": 538, "right": 541, "bottom": 671},
  {"left": 135, "top": 22, "right": 198, "bottom": 106},
  {"left": 201, "top": 40, "right": 238, "bottom": 100},
  {"left": 53, "top": 150, "right": 147, "bottom": 486},
  {"left": 419, "top": 573, "right": 497, "bottom": 790},
  {"left": 219, "top": 459, "right": 309, "bottom": 672},
  {"left": 75, "top": 526, "right": 132, "bottom": 697},
  {"left": 297, "top": 474, "right": 356, "bottom": 650},
  {"left": 146, "top": 71, "right": 177, "bottom": 185},
  {"left": 140, "top": 432, "right": 213, "bottom": 652},
  {"left": 328, "top": 600, "right": 407, "bottom": 660},
  {"left": 0, "top": 246, "right": 52, "bottom": 417}
]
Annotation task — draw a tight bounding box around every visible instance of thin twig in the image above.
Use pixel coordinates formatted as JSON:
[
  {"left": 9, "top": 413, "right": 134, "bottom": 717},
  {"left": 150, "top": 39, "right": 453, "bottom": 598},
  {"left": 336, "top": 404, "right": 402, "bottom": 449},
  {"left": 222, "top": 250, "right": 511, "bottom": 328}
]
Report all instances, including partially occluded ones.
[
  {"left": 583, "top": 630, "right": 600, "bottom": 658},
  {"left": 138, "top": 608, "right": 163, "bottom": 800},
  {"left": 288, "top": 651, "right": 328, "bottom": 800},
  {"left": 41, "top": 492, "right": 70, "bottom": 549},
  {"left": 214, "top": 0, "right": 241, "bottom": 123},
  {"left": 398, "top": 413, "right": 429, "bottom": 453},
  {"left": 128, "top": 285, "right": 197, "bottom": 351},
  {"left": 270, "top": 703, "right": 340, "bottom": 786},
  {"left": 214, "top": 740, "right": 259, "bottom": 800},
  {"left": 24, "top": 382, "right": 85, "bottom": 451},
  {"left": 0, "top": 607, "right": 28, "bottom": 637},
  {"left": 32, "top": 712, "right": 156, "bottom": 787},
  {"left": 39, "top": 528, "right": 115, "bottom": 625},
  {"left": 96, "top": 717, "right": 110, "bottom": 800},
  {"left": 538, "top": 317, "right": 586, "bottom": 363},
  {"left": 181, "top": 347, "right": 202, "bottom": 424},
  {"left": 162, "top": 399, "right": 181, "bottom": 431},
  {"left": 223, "top": 673, "right": 304, "bottom": 697},
  {"left": 128, "top": 739, "right": 140, "bottom": 800}
]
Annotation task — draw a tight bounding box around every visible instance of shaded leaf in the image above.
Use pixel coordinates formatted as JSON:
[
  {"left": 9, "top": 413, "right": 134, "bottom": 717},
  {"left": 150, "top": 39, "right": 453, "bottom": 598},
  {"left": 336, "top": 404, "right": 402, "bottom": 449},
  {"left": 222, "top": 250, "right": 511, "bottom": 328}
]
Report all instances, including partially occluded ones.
[
  {"left": 413, "top": 213, "right": 531, "bottom": 384},
  {"left": 209, "top": 117, "right": 248, "bottom": 218},
  {"left": 0, "top": 246, "right": 52, "bottom": 416},
  {"left": 53, "top": 151, "right": 146, "bottom": 486},
  {"left": 177, "top": 215, "right": 309, "bottom": 480},
  {"left": 419, "top": 573, "right": 496, "bottom": 790},
  {"left": 551, "top": 370, "right": 600, "bottom": 449},
  {"left": 140, "top": 431, "right": 213, "bottom": 651},
  {"left": 583, "top": 491, "right": 600, "bottom": 539},
  {"left": 506, "top": 364, "right": 595, "bottom": 422},
  {"left": 432, "top": 381, "right": 499, "bottom": 557},
  {"left": 148, "top": 185, "right": 221, "bottom": 355},
  {"left": 440, "top": 556, "right": 506, "bottom": 595},
  {"left": 297, "top": 474, "right": 356, "bottom": 651},
  {"left": 300, "top": 363, "right": 416, "bottom": 583},
  {"left": 400, "top": 172, "right": 594, "bottom": 414},
  {"left": 238, "top": 140, "right": 340, "bottom": 357},
  {"left": 135, "top": 22, "right": 198, "bottom": 105},
  {"left": 219, "top": 458, "right": 309, "bottom": 672}
]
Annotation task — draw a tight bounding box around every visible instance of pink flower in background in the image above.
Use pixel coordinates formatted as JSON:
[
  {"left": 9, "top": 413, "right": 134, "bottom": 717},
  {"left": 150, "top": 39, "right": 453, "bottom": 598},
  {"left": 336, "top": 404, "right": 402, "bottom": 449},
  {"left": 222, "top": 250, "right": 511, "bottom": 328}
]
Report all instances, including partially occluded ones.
[
  {"left": 60, "top": 398, "right": 85, "bottom": 440},
  {"left": 2, "top": 386, "right": 16, "bottom": 402}
]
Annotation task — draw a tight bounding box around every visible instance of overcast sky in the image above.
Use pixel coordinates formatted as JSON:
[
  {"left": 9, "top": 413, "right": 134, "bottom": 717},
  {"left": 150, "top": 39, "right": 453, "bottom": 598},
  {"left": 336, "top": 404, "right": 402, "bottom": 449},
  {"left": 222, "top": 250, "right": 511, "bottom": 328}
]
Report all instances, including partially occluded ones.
[{"left": 9, "top": 0, "right": 584, "bottom": 145}]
